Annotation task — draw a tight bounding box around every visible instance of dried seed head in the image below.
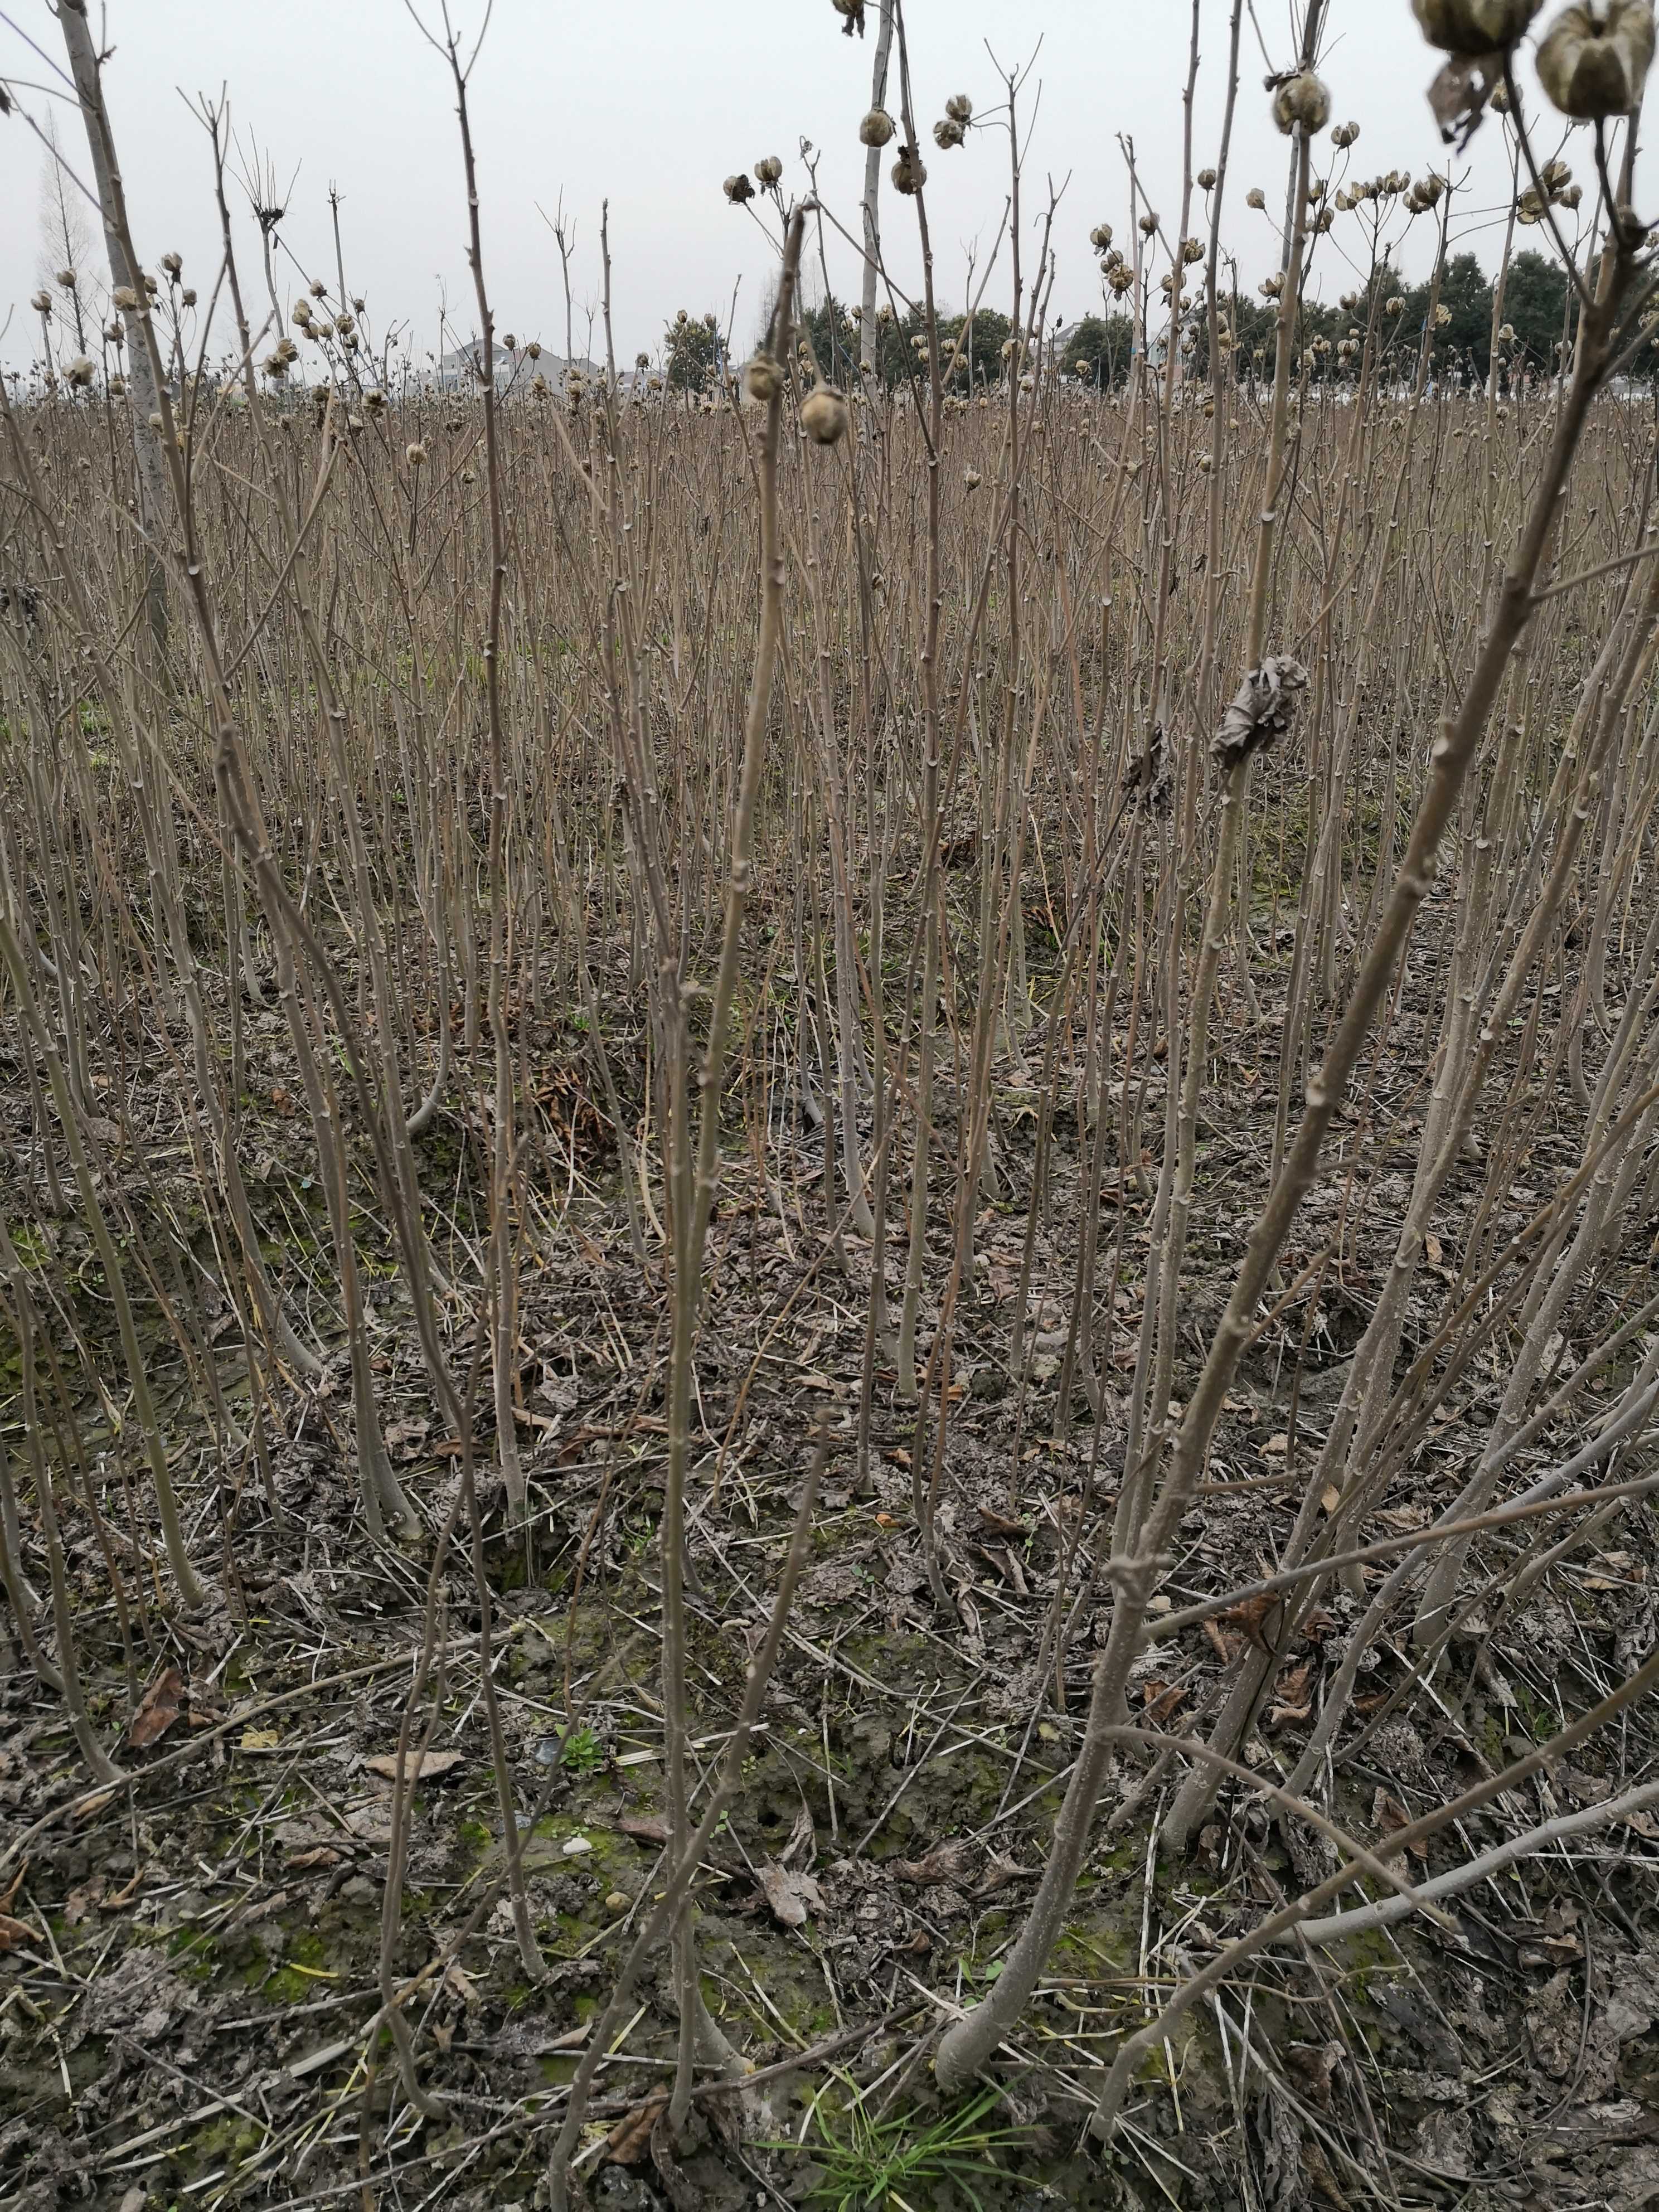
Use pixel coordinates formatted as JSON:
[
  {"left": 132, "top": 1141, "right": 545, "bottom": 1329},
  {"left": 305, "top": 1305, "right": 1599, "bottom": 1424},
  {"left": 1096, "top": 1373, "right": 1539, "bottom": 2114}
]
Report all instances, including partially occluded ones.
[
  {"left": 964, "top": 465, "right": 982, "bottom": 489},
  {"left": 112, "top": 285, "right": 139, "bottom": 312},
  {"left": 724, "top": 172, "right": 755, "bottom": 203},
  {"left": 293, "top": 300, "right": 313, "bottom": 327},
  {"left": 1090, "top": 222, "right": 1114, "bottom": 251},
  {"left": 860, "top": 106, "right": 896, "bottom": 147},
  {"left": 933, "top": 116, "right": 966, "bottom": 149},
  {"left": 1246, "top": 186, "right": 1267, "bottom": 208},
  {"left": 1138, "top": 210, "right": 1160, "bottom": 234},
  {"left": 1331, "top": 119, "right": 1361, "bottom": 144},
  {"left": 366, "top": 389, "right": 387, "bottom": 410},
  {"left": 1197, "top": 166, "right": 1217, "bottom": 190},
  {"left": 406, "top": 441, "right": 428, "bottom": 465},
  {"left": 30, "top": 290, "right": 51, "bottom": 314},
  {"left": 945, "top": 93, "right": 973, "bottom": 122},
  {"left": 1410, "top": 0, "right": 1544, "bottom": 50},
  {"left": 182, "top": 288, "right": 197, "bottom": 307},
  {"left": 1536, "top": 0, "right": 1655, "bottom": 118},
  {"left": 108, "top": 375, "right": 125, "bottom": 396},
  {"left": 1182, "top": 236, "right": 1205, "bottom": 263},
  {"left": 891, "top": 146, "right": 926, "bottom": 193},
  {"left": 1273, "top": 71, "right": 1332, "bottom": 134},
  {"left": 1386, "top": 294, "right": 1406, "bottom": 314},
  {"left": 56, "top": 267, "right": 76, "bottom": 290},
  {"left": 309, "top": 279, "right": 328, "bottom": 299},
  {"left": 65, "top": 356, "right": 95, "bottom": 389},
  {"left": 148, "top": 411, "right": 164, "bottom": 430},
  {"left": 800, "top": 382, "right": 850, "bottom": 444},
  {"left": 755, "top": 154, "right": 783, "bottom": 185},
  {"left": 744, "top": 353, "right": 784, "bottom": 402},
  {"left": 161, "top": 251, "right": 183, "bottom": 276}
]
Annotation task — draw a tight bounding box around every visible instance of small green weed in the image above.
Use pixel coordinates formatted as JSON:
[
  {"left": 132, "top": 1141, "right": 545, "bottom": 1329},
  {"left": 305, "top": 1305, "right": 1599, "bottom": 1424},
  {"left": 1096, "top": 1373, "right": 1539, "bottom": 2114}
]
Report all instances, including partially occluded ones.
[
  {"left": 768, "top": 2073, "right": 1029, "bottom": 2212},
  {"left": 556, "top": 1724, "right": 606, "bottom": 1774}
]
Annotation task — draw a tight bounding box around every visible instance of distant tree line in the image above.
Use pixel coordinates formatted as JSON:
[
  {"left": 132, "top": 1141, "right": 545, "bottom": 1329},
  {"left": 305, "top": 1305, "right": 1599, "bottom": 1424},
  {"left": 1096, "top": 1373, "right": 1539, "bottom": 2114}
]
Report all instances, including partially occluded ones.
[{"left": 661, "top": 249, "right": 1655, "bottom": 398}]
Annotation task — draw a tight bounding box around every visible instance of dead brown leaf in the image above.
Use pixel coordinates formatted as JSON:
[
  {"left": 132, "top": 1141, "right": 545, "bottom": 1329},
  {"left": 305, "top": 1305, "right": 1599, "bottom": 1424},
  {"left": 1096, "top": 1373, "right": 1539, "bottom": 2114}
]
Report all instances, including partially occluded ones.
[
  {"left": 607, "top": 2090, "right": 670, "bottom": 2165},
  {"left": 1372, "top": 1788, "right": 1428, "bottom": 1861},
  {"left": 619, "top": 1813, "right": 671, "bottom": 1845},
  {"left": 1139, "top": 1679, "right": 1189, "bottom": 1726},
  {"left": 128, "top": 1666, "right": 186, "bottom": 1750},
  {"left": 1268, "top": 1663, "right": 1313, "bottom": 1729},
  {"left": 974, "top": 1851, "right": 1031, "bottom": 1898},
  {"left": 0, "top": 1914, "right": 31, "bottom": 1952},
  {"left": 893, "top": 1839, "right": 978, "bottom": 1888},
  {"left": 62, "top": 1879, "right": 105, "bottom": 1925},
  {"left": 759, "top": 1861, "right": 824, "bottom": 1928},
  {"left": 362, "top": 1748, "right": 464, "bottom": 1784},
  {"left": 1219, "top": 1594, "right": 1284, "bottom": 1655}
]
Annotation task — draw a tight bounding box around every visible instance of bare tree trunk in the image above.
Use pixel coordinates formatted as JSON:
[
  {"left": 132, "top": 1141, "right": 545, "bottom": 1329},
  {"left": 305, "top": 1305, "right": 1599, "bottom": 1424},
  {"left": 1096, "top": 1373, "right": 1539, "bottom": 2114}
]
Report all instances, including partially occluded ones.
[{"left": 59, "top": 0, "right": 169, "bottom": 653}]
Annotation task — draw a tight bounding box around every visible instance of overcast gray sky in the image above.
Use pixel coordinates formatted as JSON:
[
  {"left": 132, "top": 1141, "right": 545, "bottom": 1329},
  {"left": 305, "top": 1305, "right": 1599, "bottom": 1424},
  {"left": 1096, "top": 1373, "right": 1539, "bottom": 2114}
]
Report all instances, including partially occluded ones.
[{"left": 0, "top": 3, "right": 1566, "bottom": 372}]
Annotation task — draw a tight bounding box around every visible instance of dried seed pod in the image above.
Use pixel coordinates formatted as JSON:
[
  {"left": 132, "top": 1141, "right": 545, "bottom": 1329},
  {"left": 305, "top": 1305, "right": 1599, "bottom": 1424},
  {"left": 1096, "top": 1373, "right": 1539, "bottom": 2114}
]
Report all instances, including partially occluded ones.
[
  {"left": 860, "top": 106, "right": 896, "bottom": 147},
  {"left": 1273, "top": 71, "right": 1332, "bottom": 133},
  {"left": 755, "top": 154, "right": 783, "bottom": 185},
  {"left": 65, "top": 356, "right": 95, "bottom": 389},
  {"left": 892, "top": 146, "right": 926, "bottom": 193},
  {"left": 933, "top": 117, "right": 966, "bottom": 149},
  {"left": 945, "top": 93, "right": 973, "bottom": 122},
  {"left": 724, "top": 173, "right": 755, "bottom": 203},
  {"left": 1410, "top": 0, "right": 1544, "bottom": 48},
  {"left": 1197, "top": 166, "right": 1217, "bottom": 189},
  {"left": 801, "top": 383, "right": 849, "bottom": 444},
  {"left": 1331, "top": 119, "right": 1361, "bottom": 144},
  {"left": 963, "top": 466, "right": 982, "bottom": 490},
  {"left": 56, "top": 267, "right": 76, "bottom": 289},
  {"left": 406, "top": 441, "right": 427, "bottom": 465},
  {"left": 1139, "top": 210, "right": 1160, "bottom": 234},
  {"left": 1536, "top": 0, "right": 1655, "bottom": 118},
  {"left": 744, "top": 354, "right": 784, "bottom": 402},
  {"left": 112, "top": 285, "right": 139, "bottom": 312},
  {"left": 181, "top": 288, "right": 197, "bottom": 308},
  {"left": 30, "top": 290, "right": 51, "bottom": 314},
  {"left": 1246, "top": 186, "right": 1267, "bottom": 208},
  {"left": 161, "top": 250, "right": 183, "bottom": 276}
]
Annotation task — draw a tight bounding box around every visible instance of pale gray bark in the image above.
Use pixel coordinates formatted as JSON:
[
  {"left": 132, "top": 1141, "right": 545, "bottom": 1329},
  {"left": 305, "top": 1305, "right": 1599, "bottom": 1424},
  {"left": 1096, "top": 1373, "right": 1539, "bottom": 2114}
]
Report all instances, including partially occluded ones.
[{"left": 59, "top": 0, "right": 169, "bottom": 648}]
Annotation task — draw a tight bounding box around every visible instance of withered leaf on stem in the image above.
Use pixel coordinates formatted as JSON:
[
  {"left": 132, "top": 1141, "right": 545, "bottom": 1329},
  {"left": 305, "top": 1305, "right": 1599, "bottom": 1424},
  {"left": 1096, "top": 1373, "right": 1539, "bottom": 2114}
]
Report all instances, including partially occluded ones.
[{"left": 1211, "top": 656, "right": 1309, "bottom": 772}]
